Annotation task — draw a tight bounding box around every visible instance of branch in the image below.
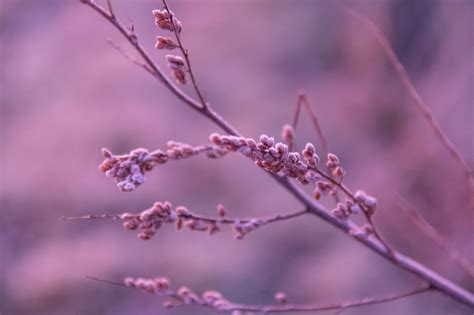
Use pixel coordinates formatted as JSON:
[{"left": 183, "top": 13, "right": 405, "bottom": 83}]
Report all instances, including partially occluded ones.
[
  {"left": 339, "top": 3, "right": 474, "bottom": 210},
  {"left": 162, "top": 0, "right": 208, "bottom": 110},
  {"left": 87, "top": 275, "right": 431, "bottom": 314},
  {"left": 398, "top": 198, "right": 474, "bottom": 279},
  {"left": 79, "top": 0, "right": 474, "bottom": 307},
  {"left": 62, "top": 201, "right": 307, "bottom": 240}
]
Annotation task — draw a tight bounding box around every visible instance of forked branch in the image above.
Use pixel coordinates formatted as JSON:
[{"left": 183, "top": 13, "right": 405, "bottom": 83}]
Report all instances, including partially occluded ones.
[{"left": 78, "top": 0, "right": 474, "bottom": 308}]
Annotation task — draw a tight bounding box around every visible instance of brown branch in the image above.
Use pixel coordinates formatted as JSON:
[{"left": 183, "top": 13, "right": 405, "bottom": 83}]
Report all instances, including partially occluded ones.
[
  {"left": 398, "top": 198, "right": 474, "bottom": 279},
  {"left": 79, "top": 0, "right": 474, "bottom": 307},
  {"left": 339, "top": 3, "right": 474, "bottom": 210},
  {"left": 87, "top": 276, "right": 431, "bottom": 313},
  {"left": 162, "top": 0, "right": 208, "bottom": 110}
]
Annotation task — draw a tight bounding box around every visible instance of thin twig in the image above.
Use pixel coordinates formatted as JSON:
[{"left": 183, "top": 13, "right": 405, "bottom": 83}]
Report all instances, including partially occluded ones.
[
  {"left": 79, "top": 0, "right": 474, "bottom": 307},
  {"left": 292, "top": 91, "right": 330, "bottom": 157},
  {"left": 107, "top": 39, "right": 155, "bottom": 76},
  {"left": 62, "top": 208, "right": 307, "bottom": 226},
  {"left": 87, "top": 275, "right": 431, "bottom": 313},
  {"left": 162, "top": 0, "right": 208, "bottom": 110},
  {"left": 398, "top": 198, "right": 474, "bottom": 279},
  {"left": 292, "top": 90, "right": 341, "bottom": 204},
  {"left": 339, "top": 3, "right": 474, "bottom": 210}
]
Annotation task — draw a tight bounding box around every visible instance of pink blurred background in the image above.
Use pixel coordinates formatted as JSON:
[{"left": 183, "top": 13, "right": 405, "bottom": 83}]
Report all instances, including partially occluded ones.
[{"left": 1, "top": 0, "right": 473, "bottom": 314}]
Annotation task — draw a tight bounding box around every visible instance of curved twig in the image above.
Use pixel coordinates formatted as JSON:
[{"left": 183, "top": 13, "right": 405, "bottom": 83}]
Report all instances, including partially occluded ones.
[
  {"left": 339, "top": 3, "right": 474, "bottom": 210},
  {"left": 87, "top": 276, "right": 431, "bottom": 314}
]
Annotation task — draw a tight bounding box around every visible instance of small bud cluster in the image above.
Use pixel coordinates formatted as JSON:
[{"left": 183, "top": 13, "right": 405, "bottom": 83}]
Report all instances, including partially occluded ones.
[
  {"left": 120, "top": 201, "right": 177, "bottom": 240},
  {"left": 349, "top": 224, "right": 375, "bottom": 240},
  {"left": 209, "top": 133, "right": 325, "bottom": 187},
  {"left": 152, "top": 8, "right": 187, "bottom": 84},
  {"left": 155, "top": 36, "right": 178, "bottom": 50},
  {"left": 99, "top": 143, "right": 225, "bottom": 191},
  {"left": 166, "top": 141, "right": 205, "bottom": 159},
  {"left": 326, "top": 153, "right": 344, "bottom": 178},
  {"left": 120, "top": 202, "right": 224, "bottom": 240},
  {"left": 313, "top": 180, "right": 337, "bottom": 200},
  {"left": 124, "top": 276, "right": 171, "bottom": 294},
  {"left": 165, "top": 54, "right": 187, "bottom": 84},
  {"left": 152, "top": 9, "right": 182, "bottom": 33},
  {"left": 99, "top": 147, "right": 168, "bottom": 192},
  {"left": 232, "top": 219, "right": 265, "bottom": 240},
  {"left": 331, "top": 198, "right": 362, "bottom": 220},
  {"left": 113, "top": 201, "right": 280, "bottom": 240},
  {"left": 354, "top": 190, "right": 377, "bottom": 217},
  {"left": 124, "top": 276, "right": 236, "bottom": 312}
]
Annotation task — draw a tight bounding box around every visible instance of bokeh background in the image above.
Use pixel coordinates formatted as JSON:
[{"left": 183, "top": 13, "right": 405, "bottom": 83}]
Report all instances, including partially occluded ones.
[{"left": 1, "top": 0, "right": 473, "bottom": 314}]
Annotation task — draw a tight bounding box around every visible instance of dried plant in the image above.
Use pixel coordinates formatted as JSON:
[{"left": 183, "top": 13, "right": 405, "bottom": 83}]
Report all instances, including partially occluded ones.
[{"left": 66, "top": 0, "right": 474, "bottom": 313}]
